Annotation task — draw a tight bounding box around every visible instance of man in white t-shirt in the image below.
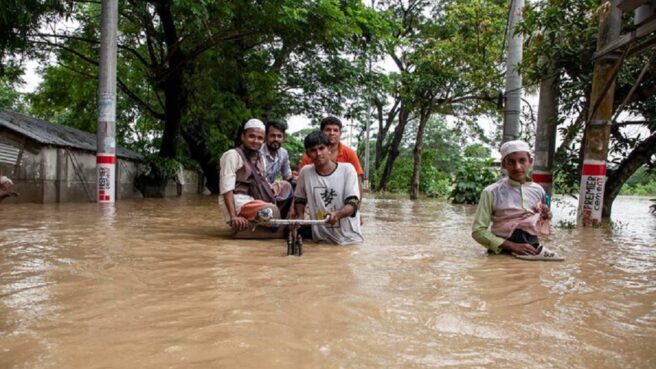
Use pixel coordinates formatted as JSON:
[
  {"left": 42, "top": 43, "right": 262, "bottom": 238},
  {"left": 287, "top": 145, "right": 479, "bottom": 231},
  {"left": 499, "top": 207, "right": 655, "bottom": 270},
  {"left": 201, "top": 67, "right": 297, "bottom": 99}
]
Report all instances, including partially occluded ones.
[{"left": 293, "top": 131, "right": 363, "bottom": 245}]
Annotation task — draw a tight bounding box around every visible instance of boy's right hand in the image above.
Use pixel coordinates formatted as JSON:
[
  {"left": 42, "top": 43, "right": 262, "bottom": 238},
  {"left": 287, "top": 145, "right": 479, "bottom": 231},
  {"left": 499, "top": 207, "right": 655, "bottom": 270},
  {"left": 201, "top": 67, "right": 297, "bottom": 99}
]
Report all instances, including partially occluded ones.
[{"left": 501, "top": 241, "right": 538, "bottom": 255}]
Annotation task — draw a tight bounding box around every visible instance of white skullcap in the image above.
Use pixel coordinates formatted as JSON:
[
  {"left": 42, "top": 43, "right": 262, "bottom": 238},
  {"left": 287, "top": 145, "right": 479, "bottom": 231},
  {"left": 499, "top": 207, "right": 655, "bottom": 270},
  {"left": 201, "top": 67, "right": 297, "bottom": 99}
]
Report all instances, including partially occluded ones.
[
  {"left": 243, "top": 118, "right": 265, "bottom": 131},
  {"left": 500, "top": 140, "right": 531, "bottom": 159},
  {"left": 0, "top": 176, "right": 13, "bottom": 185}
]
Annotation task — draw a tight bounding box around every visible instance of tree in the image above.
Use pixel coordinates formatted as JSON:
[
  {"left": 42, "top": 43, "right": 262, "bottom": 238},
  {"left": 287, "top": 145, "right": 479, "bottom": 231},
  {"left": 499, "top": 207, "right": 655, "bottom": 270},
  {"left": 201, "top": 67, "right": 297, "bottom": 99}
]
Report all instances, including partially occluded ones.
[
  {"left": 0, "top": 1, "right": 72, "bottom": 112},
  {"left": 25, "top": 0, "right": 383, "bottom": 191},
  {"left": 373, "top": 0, "right": 506, "bottom": 193},
  {"left": 0, "top": 0, "right": 71, "bottom": 75},
  {"left": 411, "top": 0, "right": 506, "bottom": 199}
]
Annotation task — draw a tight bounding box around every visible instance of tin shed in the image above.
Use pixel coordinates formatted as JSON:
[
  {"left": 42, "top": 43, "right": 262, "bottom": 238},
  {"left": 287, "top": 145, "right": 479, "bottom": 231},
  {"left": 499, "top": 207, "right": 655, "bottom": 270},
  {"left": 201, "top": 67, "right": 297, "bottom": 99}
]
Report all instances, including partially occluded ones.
[{"left": 0, "top": 110, "right": 143, "bottom": 203}]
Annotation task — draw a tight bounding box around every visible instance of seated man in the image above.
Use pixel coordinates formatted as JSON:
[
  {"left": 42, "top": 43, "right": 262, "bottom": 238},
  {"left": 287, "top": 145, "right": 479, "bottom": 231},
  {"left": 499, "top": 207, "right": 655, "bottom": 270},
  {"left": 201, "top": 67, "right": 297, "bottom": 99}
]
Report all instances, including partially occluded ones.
[
  {"left": 471, "top": 140, "right": 563, "bottom": 261},
  {"left": 260, "top": 120, "right": 293, "bottom": 184},
  {"left": 218, "top": 119, "right": 292, "bottom": 236},
  {"left": 293, "top": 131, "right": 363, "bottom": 245},
  {"left": 0, "top": 176, "right": 19, "bottom": 203}
]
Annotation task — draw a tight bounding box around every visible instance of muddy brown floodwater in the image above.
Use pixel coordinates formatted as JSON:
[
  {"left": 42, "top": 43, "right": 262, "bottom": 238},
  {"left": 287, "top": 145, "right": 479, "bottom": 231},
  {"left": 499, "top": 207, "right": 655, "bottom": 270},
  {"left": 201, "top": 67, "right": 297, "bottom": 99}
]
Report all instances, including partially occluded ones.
[{"left": 1, "top": 195, "right": 655, "bottom": 369}]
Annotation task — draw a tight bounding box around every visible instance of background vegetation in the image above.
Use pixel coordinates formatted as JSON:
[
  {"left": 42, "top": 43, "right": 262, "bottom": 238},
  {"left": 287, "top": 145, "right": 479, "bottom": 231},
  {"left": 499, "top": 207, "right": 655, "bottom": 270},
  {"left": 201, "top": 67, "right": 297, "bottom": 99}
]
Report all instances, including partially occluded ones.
[{"left": 1, "top": 0, "right": 654, "bottom": 210}]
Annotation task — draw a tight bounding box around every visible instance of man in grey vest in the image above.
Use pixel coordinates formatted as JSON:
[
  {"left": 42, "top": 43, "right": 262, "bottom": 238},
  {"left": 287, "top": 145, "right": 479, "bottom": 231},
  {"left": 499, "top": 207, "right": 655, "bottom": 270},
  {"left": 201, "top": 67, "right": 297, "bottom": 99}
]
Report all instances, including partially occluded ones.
[{"left": 218, "top": 119, "right": 292, "bottom": 235}]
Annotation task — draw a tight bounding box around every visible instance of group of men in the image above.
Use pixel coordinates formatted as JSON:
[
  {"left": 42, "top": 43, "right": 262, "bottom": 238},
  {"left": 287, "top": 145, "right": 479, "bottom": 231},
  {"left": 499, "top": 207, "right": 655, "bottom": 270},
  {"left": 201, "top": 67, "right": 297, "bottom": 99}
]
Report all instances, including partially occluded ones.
[
  {"left": 218, "top": 116, "right": 364, "bottom": 245},
  {"left": 217, "top": 116, "right": 562, "bottom": 260}
]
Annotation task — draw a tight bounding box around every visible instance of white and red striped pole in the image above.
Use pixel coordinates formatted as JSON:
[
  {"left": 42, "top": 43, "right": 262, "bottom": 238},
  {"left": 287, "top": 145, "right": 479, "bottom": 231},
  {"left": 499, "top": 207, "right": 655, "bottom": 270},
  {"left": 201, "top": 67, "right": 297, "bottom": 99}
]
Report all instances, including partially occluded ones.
[
  {"left": 96, "top": 0, "right": 118, "bottom": 203},
  {"left": 532, "top": 170, "right": 553, "bottom": 203},
  {"left": 577, "top": 159, "right": 607, "bottom": 226},
  {"left": 532, "top": 70, "right": 558, "bottom": 206}
]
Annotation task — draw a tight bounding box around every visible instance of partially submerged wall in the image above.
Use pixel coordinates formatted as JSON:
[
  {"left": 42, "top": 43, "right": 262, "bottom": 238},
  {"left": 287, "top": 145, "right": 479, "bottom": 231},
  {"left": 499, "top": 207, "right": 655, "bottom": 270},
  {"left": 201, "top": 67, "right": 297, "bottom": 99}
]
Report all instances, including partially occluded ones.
[{"left": 1, "top": 129, "right": 143, "bottom": 203}]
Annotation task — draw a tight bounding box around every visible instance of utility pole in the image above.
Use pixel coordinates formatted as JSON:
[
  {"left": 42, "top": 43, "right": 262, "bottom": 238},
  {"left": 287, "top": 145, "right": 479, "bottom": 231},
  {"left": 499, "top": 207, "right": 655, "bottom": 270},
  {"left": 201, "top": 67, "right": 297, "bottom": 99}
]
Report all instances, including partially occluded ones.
[
  {"left": 577, "top": 0, "right": 622, "bottom": 226},
  {"left": 363, "top": 57, "right": 372, "bottom": 191},
  {"left": 502, "top": 0, "right": 524, "bottom": 143},
  {"left": 96, "top": 0, "right": 118, "bottom": 203},
  {"left": 532, "top": 71, "right": 558, "bottom": 205}
]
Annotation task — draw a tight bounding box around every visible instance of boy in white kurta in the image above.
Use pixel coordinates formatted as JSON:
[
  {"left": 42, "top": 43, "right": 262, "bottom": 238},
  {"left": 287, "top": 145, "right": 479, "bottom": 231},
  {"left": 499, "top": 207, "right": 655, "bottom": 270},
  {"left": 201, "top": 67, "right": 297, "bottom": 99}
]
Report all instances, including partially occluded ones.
[{"left": 472, "top": 140, "right": 563, "bottom": 261}]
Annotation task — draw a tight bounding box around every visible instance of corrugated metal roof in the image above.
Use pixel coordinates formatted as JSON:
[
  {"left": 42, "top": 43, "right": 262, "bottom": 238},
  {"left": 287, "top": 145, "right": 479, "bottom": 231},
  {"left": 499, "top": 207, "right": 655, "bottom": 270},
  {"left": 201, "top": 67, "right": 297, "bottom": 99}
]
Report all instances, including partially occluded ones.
[{"left": 0, "top": 110, "right": 142, "bottom": 160}]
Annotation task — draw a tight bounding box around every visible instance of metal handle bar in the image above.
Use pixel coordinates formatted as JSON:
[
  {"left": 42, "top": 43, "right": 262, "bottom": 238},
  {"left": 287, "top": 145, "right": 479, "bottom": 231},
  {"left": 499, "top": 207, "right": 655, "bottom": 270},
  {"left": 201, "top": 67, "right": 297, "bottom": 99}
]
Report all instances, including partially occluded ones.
[{"left": 259, "top": 218, "right": 329, "bottom": 226}]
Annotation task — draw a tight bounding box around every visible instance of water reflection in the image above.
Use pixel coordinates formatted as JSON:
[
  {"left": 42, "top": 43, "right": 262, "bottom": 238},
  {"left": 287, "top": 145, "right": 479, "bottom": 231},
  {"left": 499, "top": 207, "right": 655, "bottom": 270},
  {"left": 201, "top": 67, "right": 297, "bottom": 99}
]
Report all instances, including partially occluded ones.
[{"left": 1, "top": 195, "right": 655, "bottom": 369}]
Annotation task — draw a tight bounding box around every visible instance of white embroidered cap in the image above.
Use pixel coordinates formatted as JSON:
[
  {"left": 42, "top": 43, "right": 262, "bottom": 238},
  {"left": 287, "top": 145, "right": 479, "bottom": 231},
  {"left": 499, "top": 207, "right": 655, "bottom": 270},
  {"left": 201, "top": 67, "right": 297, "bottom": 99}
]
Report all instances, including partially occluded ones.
[
  {"left": 0, "top": 176, "right": 13, "bottom": 185},
  {"left": 243, "top": 118, "right": 265, "bottom": 131},
  {"left": 500, "top": 140, "right": 531, "bottom": 159}
]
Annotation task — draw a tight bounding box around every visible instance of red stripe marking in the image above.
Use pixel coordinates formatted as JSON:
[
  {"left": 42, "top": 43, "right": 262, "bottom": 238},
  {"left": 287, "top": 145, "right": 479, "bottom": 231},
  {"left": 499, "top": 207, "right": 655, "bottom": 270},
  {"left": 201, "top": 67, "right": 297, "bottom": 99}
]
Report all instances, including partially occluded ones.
[
  {"left": 97, "top": 155, "right": 116, "bottom": 164},
  {"left": 532, "top": 173, "right": 552, "bottom": 183},
  {"left": 582, "top": 164, "right": 607, "bottom": 176}
]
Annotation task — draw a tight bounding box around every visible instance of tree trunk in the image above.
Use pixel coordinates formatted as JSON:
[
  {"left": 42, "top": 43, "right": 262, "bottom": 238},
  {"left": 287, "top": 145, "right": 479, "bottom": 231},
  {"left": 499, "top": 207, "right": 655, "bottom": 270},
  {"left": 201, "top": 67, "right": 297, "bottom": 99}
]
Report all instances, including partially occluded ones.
[
  {"left": 374, "top": 98, "right": 400, "bottom": 173},
  {"left": 374, "top": 102, "right": 385, "bottom": 171},
  {"left": 410, "top": 107, "right": 430, "bottom": 200},
  {"left": 159, "top": 69, "right": 186, "bottom": 159},
  {"left": 378, "top": 105, "right": 408, "bottom": 191},
  {"left": 602, "top": 131, "right": 656, "bottom": 217},
  {"left": 156, "top": 0, "right": 187, "bottom": 159}
]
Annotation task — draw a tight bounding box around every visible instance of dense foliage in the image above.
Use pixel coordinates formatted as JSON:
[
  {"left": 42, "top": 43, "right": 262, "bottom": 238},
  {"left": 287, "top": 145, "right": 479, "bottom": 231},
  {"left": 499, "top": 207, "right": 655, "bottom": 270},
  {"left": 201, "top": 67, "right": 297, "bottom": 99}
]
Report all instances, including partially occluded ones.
[{"left": 1, "top": 0, "right": 653, "bottom": 212}]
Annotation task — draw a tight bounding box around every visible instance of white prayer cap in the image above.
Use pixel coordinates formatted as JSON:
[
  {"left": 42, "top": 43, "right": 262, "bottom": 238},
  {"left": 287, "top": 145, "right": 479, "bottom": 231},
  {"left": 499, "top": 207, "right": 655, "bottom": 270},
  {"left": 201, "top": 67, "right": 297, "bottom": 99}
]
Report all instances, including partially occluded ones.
[
  {"left": 243, "top": 118, "right": 265, "bottom": 131},
  {"left": 0, "top": 176, "right": 13, "bottom": 185},
  {"left": 500, "top": 140, "right": 531, "bottom": 159}
]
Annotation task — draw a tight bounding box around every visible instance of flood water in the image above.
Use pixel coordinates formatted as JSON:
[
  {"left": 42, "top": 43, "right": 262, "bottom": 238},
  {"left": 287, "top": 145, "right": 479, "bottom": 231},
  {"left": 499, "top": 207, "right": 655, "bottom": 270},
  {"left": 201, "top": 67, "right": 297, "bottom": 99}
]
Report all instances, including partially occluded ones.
[{"left": 1, "top": 195, "right": 655, "bottom": 369}]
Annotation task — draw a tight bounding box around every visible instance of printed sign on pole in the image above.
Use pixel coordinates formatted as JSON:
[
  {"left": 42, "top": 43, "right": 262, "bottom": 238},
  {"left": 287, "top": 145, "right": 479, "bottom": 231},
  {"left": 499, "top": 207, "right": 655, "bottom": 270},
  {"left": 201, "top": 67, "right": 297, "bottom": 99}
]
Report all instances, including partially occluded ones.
[
  {"left": 577, "top": 159, "right": 606, "bottom": 226},
  {"left": 97, "top": 154, "right": 116, "bottom": 203}
]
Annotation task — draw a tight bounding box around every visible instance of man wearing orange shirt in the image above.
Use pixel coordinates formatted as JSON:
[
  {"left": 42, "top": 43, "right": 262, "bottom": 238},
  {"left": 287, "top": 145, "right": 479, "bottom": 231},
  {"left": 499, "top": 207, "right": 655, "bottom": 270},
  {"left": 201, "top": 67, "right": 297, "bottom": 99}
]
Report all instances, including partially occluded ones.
[{"left": 299, "top": 116, "right": 363, "bottom": 196}]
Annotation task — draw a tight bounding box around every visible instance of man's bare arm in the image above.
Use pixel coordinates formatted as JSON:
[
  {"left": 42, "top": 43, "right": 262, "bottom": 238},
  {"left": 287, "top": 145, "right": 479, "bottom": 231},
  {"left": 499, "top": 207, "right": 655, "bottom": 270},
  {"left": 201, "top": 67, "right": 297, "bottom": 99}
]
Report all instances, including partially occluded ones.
[{"left": 223, "top": 191, "right": 249, "bottom": 231}]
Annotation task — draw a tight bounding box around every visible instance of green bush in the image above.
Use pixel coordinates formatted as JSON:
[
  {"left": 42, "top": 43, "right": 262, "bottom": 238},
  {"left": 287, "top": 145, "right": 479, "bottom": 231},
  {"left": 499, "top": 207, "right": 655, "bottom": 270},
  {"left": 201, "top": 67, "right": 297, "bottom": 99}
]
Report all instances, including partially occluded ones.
[
  {"left": 381, "top": 157, "right": 413, "bottom": 193},
  {"left": 620, "top": 182, "right": 656, "bottom": 196},
  {"left": 142, "top": 154, "right": 181, "bottom": 178},
  {"left": 424, "top": 177, "right": 452, "bottom": 198},
  {"left": 450, "top": 158, "right": 497, "bottom": 204},
  {"left": 374, "top": 152, "right": 453, "bottom": 198}
]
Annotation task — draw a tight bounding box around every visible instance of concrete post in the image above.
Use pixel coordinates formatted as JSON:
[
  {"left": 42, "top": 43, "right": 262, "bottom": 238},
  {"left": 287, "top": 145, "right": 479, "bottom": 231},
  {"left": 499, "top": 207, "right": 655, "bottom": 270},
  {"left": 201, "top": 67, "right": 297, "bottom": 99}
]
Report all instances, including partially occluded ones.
[
  {"left": 577, "top": 0, "right": 622, "bottom": 226},
  {"left": 96, "top": 0, "right": 118, "bottom": 203},
  {"left": 532, "top": 72, "right": 558, "bottom": 205},
  {"left": 502, "top": 0, "right": 524, "bottom": 144}
]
